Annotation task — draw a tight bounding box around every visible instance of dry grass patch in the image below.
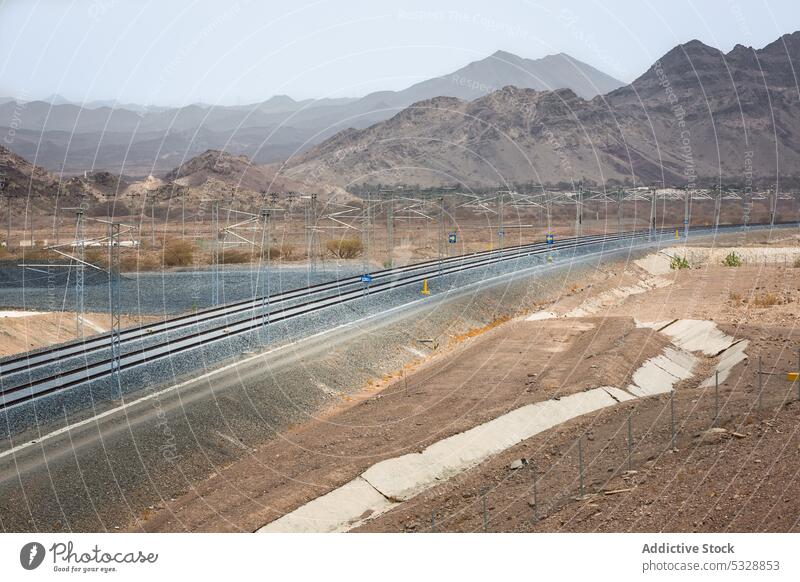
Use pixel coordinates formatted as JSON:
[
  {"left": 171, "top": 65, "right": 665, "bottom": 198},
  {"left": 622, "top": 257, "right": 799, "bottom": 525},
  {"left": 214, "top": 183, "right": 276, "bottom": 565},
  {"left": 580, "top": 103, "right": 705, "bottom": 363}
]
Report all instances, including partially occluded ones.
[
  {"left": 326, "top": 238, "right": 363, "bottom": 259},
  {"left": 751, "top": 292, "right": 780, "bottom": 307},
  {"left": 162, "top": 239, "right": 194, "bottom": 267}
]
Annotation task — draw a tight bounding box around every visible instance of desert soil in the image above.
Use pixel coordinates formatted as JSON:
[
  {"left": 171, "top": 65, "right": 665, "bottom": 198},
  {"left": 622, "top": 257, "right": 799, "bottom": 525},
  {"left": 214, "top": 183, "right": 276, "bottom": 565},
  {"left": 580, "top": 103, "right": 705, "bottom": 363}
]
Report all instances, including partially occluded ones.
[
  {"left": 137, "top": 234, "right": 800, "bottom": 532},
  {"left": 0, "top": 311, "right": 161, "bottom": 356}
]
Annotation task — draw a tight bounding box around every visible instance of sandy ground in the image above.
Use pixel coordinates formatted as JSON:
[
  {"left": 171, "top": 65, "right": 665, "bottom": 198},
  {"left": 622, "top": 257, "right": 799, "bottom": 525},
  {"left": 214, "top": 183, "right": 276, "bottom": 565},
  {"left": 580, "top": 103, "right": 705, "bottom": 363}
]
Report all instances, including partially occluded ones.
[
  {"left": 0, "top": 311, "right": 161, "bottom": 356},
  {"left": 136, "top": 235, "right": 800, "bottom": 533},
  {"left": 354, "top": 256, "right": 800, "bottom": 532},
  {"left": 356, "top": 323, "right": 800, "bottom": 533},
  {"left": 140, "top": 314, "right": 666, "bottom": 532}
]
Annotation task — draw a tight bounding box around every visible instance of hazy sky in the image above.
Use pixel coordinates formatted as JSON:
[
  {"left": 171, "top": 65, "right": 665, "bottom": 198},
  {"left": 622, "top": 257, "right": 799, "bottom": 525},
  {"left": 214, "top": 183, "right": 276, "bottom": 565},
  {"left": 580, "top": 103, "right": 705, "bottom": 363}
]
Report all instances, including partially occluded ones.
[{"left": 1, "top": 0, "right": 798, "bottom": 106}]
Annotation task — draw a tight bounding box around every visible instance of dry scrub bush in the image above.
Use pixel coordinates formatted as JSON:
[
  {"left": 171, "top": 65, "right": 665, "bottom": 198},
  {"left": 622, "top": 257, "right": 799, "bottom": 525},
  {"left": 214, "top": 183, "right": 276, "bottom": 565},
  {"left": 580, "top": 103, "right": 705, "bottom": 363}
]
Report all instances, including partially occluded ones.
[
  {"left": 326, "top": 238, "right": 363, "bottom": 259},
  {"left": 121, "top": 254, "right": 159, "bottom": 272},
  {"left": 260, "top": 246, "right": 283, "bottom": 260},
  {"left": 220, "top": 249, "right": 251, "bottom": 264},
  {"left": 84, "top": 248, "right": 108, "bottom": 268},
  {"left": 162, "top": 239, "right": 194, "bottom": 267},
  {"left": 752, "top": 293, "right": 780, "bottom": 307}
]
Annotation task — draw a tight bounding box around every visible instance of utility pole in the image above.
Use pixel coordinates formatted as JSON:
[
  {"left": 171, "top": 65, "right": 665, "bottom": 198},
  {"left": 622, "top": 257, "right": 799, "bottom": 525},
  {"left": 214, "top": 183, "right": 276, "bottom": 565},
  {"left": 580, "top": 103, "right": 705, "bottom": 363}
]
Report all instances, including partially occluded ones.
[
  {"left": 438, "top": 195, "right": 445, "bottom": 275},
  {"left": 75, "top": 208, "right": 85, "bottom": 339},
  {"left": 425, "top": 194, "right": 433, "bottom": 251},
  {"left": 617, "top": 189, "right": 623, "bottom": 234},
  {"left": 576, "top": 185, "right": 583, "bottom": 237},
  {"left": 386, "top": 195, "right": 394, "bottom": 268},
  {"left": 211, "top": 200, "right": 220, "bottom": 306},
  {"left": 498, "top": 191, "right": 505, "bottom": 250},
  {"left": 55, "top": 184, "right": 62, "bottom": 246},
  {"left": 260, "top": 207, "right": 271, "bottom": 343},
  {"left": 684, "top": 189, "right": 690, "bottom": 239},
  {"left": 362, "top": 192, "right": 371, "bottom": 274},
  {"left": 743, "top": 189, "right": 750, "bottom": 230},
  {"left": 151, "top": 196, "right": 156, "bottom": 247},
  {"left": 714, "top": 185, "right": 722, "bottom": 230},
  {"left": 770, "top": 186, "right": 777, "bottom": 227},
  {"left": 109, "top": 222, "right": 122, "bottom": 391},
  {"left": 1, "top": 186, "right": 10, "bottom": 247},
  {"left": 181, "top": 188, "right": 187, "bottom": 239},
  {"left": 649, "top": 187, "right": 657, "bottom": 239},
  {"left": 29, "top": 200, "right": 34, "bottom": 247},
  {"left": 306, "top": 193, "right": 318, "bottom": 273}
]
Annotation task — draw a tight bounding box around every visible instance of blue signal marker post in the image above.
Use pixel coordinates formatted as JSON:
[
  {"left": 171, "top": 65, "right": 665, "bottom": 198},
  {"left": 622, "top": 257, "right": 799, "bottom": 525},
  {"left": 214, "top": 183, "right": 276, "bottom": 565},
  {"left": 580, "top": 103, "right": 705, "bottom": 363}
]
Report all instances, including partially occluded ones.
[{"left": 361, "top": 273, "right": 373, "bottom": 295}]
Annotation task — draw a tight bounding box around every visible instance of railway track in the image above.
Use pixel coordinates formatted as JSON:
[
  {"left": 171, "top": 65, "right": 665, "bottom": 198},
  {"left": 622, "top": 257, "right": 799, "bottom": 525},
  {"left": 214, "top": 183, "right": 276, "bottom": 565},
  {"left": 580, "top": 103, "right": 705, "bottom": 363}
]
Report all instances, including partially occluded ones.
[
  {"left": 0, "top": 228, "right": 634, "bottom": 378},
  {"left": 0, "top": 224, "right": 774, "bottom": 409}
]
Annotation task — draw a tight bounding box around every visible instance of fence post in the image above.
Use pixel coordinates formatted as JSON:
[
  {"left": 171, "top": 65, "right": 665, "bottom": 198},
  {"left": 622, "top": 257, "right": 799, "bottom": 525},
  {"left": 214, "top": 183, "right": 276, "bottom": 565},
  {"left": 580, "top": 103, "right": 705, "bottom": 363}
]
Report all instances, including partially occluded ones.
[
  {"left": 670, "top": 391, "right": 676, "bottom": 450},
  {"left": 627, "top": 412, "right": 633, "bottom": 471},
  {"left": 714, "top": 370, "right": 720, "bottom": 427},
  {"left": 758, "top": 355, "right": 763, "bottom": 411},
  {"left": 481, "top": 486, "right": 488, "bottom": 532},
  {"left": 578, "top": 438, "right": 584, "bottom": 497}
]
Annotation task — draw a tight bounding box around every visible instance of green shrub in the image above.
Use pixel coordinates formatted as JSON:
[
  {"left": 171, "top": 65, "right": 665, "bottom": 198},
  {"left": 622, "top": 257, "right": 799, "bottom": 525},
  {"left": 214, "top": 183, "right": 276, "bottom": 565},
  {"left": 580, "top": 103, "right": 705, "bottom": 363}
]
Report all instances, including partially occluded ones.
[
  {"left": 721, "top": 251, "right": 742, "bottom": 267},
  {"left": 669, "top": 255, "right": 690, "bottom": 270}
]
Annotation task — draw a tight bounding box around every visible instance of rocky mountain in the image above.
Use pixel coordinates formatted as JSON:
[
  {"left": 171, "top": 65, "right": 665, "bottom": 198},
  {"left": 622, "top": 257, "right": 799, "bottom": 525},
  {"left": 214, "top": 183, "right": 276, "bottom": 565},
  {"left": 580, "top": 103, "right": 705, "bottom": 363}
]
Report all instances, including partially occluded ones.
[
  {"left": 0, "top": 51, "right": 621, "bottom": 177},
  {"left": 0, "top": 144, "right": 60, "bottom": 198},
  {"left": 388, "top": 50, "right": 624, "bottom": 102},
  {"left": 161, "top": 150, "right": 354, "bottom": 204},
  {"left": 283, "top": 32, "right": 800, "bottom": 189},
  {"left": 163, "top": 149, "right": 313, "bottom": 195}
]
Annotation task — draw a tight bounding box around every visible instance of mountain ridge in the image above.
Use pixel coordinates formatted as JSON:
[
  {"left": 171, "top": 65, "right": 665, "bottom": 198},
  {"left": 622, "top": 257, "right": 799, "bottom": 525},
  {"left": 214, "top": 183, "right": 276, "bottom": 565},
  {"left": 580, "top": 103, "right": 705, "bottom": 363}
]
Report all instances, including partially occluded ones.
[
  {"left": 0, "top": 50, "right": 623, "bottom": 176},
  {"left": 282, "top": 31, "right": 800, "bottom": 188}
]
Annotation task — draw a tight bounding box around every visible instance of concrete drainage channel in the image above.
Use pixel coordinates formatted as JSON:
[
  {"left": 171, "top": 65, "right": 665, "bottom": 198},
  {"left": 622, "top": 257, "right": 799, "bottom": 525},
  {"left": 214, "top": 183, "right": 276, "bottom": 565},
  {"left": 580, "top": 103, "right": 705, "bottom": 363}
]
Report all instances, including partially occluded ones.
[{"left": 258, "top": 317, "right": 748, "bottom": 533}]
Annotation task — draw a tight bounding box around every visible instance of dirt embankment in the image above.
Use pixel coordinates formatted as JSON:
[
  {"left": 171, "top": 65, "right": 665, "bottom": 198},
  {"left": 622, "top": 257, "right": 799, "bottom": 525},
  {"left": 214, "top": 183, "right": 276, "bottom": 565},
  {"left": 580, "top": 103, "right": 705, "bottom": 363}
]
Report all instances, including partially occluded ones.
[
  {"left": 130, "top": 239, "right": 800, "bottom": 532},
  {"left": 355, "top": 253, "right": 800, "bottom": 532},
  {"left": 0, "top": 311, "right": 160, "bottom": 356}
]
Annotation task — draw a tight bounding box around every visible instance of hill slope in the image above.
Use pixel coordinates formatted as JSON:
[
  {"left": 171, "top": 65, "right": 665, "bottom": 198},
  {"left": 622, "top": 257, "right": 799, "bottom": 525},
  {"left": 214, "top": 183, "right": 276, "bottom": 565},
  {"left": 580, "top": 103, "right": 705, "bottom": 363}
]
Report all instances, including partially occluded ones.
[
  {"left": 283, "top": 33, "right": 800, "bottom": 188},
  {"left": 0, "top": 51, "right": 621, "bottom": 176}
]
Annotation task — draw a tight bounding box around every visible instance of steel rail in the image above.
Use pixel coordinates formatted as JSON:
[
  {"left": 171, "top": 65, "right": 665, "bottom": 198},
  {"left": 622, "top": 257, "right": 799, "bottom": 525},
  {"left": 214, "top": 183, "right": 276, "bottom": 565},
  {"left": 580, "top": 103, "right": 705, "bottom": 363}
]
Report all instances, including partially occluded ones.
[
  {"left": 0, "top": 229, "right": 646, "bottom": 376},
  {"left": 0, "top": 229, "right": 657, "bottom": 408},
  {"left": 0, "top": 222, "right": 785, "bottom": 409}
]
